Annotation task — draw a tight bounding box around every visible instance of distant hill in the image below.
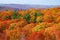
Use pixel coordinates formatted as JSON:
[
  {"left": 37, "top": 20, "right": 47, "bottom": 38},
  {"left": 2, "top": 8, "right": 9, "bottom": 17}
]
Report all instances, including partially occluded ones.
[{"left": 0, "top": 4, "right": 60, "bottom": 10}]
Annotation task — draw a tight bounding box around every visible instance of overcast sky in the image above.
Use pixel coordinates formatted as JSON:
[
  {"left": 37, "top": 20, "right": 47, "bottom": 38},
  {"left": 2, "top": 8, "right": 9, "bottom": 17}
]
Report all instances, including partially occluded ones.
[{"left": 0, "top": 0, "right": 60, "bottom": 5}]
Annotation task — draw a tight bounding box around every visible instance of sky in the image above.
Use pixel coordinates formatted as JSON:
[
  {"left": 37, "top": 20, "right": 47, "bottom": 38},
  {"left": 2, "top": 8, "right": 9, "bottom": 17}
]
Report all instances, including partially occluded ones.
[{"left": 0, "top": 0, "right": 60, "bottom": 5}]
